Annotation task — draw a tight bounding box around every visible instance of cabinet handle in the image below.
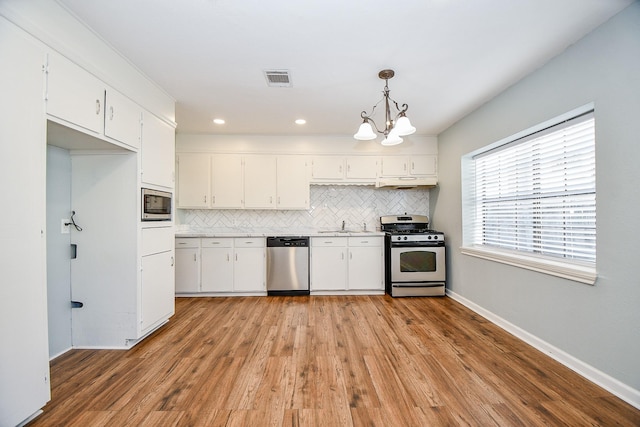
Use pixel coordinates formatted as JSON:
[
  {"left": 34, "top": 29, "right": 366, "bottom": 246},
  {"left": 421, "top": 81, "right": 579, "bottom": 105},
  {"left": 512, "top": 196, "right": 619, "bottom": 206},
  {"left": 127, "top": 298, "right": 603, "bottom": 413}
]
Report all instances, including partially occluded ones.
[
  {"left": 350, "top": 252, "right": 352, "bottom": 260},
  {"left": 193, "top": 254, "right": 196, "bottom": 262},
  {"left": 95, "top": 99, "right": 101, "bottom": 115},
  {"left": 411, "top": 162, "right": 415, "bottom": 171},
  {"left": 347, "top": 164, "right": 351, "bottom": 172},
  {"left": 277, "top": 196, "right": 280, "bottom": 204},
  {"left": 341, "top": 253, "right": 344, "bottom": 260},
  {"left": 212, "top": 195, "right": 216, "bottom": 204},
  {"left": 204, "top": 195, "right": 207, "bottom": 203},
  {"left": 235, "top": 254, "right": 238, "bottom": 261},
  {"left": 404, "top": 163, "right": 407, "bottom": 171},
  {"left": 339, "top": 165, "right": 343, "bottom": 173},
  {"left": 109, "top": 105, "right": 114, "bottom": 120},
  {"left": 171, "top": 256, "right": 174, "bottom": 267},
  {"left": 227, "top": 254, "right": 230, "bottom": 262},
  {"left": 270, "top": 196, "right": 273, "bottom": 204}
]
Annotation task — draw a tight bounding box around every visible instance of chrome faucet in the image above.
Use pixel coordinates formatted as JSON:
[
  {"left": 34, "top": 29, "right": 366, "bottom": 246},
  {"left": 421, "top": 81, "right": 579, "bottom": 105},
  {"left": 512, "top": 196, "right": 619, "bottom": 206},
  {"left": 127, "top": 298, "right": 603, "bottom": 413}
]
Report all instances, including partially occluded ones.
[
  {"left": 363, "top": 222, "right": 367, "bottom": 231},
  {"left": 341, "top": 220, "right": 346, "bottom": 231}
]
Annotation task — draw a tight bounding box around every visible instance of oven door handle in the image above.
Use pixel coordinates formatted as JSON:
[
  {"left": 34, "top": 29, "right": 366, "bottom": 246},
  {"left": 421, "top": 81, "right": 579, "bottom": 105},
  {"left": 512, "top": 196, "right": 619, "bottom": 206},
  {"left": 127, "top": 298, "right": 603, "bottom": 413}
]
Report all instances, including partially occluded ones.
[{"left": 390, "top": 242, "right": 445, "bottom": 248}]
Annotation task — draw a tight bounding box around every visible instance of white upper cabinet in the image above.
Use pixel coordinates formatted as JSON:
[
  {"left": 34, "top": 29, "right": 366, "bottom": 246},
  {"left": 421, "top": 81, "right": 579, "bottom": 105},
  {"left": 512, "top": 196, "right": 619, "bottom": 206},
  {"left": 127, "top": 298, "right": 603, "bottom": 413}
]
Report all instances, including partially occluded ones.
[
  {"left": 104, "top": 88, "right": 142, "bottom": 149},
  {"left": 276, "top": 156, "right": 309, "bottom": 209},
  {"left": 346, "top": 156, "right": 378, "bottom": 180},
  {"left": 244, "top": 155, "right": 277, "bottom": 209},
  {"left": 310, "top": 156, "right": 378, "bottom": 184},
  {"left": 311, "top": 156, "right": 344, "bottom": 180},
  {"left": 141, "top": 112, "right": 175, "bottom": 188},
  {"left": 380, "top": 155, "right": 437, "bottom": 177},
  {"left": 46, "top": 52, "right": 105, "bottom": 135},
  {"left": 177, "top": 154, "right": 210, "bottom": 208},
  {"left": 46, "top": 52, "right": 154, "bottom": 152},
  {"left": 211, "top": 154, "right": 244, "bottom": 208}
]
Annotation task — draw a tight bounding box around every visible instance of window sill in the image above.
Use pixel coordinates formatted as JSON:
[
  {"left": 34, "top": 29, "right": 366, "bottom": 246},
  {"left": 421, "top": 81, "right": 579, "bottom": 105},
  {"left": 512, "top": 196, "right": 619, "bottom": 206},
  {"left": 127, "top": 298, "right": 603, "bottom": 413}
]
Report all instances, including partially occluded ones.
[{"left": 460, "top": 246, "right": 597, "bottom": 285}]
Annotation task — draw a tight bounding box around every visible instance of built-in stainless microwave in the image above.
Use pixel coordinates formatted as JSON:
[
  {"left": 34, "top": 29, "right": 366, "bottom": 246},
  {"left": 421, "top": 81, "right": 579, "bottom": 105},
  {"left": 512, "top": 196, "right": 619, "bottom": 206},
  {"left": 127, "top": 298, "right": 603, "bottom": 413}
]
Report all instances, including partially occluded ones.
[{"left": 141, "top": 188, "right": 172, "bottom": 221}]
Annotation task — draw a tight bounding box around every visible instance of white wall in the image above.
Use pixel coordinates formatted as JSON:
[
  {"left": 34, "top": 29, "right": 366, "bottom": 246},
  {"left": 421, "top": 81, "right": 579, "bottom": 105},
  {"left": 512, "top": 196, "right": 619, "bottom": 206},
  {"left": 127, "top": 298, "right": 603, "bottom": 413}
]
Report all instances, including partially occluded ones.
[
  {"left": 46, "top": 146, "right": 72, "bottom": 359},
  {"left": 432, "top": 2, "right": 640, "bottom": 406}
]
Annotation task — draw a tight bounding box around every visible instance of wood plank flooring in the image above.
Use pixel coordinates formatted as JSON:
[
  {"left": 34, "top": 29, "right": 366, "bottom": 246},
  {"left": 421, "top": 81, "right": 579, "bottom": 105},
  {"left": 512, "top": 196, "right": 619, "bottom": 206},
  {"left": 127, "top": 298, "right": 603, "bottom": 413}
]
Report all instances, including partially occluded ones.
[{"left": 29, "top": 296, "right": 640, "bottom": 426}]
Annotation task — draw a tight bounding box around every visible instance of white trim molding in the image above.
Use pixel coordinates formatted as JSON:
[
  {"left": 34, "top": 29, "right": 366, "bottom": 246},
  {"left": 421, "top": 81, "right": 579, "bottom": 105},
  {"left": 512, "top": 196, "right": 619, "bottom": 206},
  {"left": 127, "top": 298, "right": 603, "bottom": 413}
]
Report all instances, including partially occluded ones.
[
  {"left": 461, "top": 245, "right": 597, "bottom": 285},
  {"left": 446, "top": 289, "right": 640, "bottom": 410}
]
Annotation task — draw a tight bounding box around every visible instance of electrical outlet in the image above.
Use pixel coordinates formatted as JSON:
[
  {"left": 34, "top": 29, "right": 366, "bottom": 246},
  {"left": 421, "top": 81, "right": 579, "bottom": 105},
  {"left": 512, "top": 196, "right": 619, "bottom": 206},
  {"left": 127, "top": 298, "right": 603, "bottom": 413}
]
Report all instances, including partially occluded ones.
[{"left": 61, "top": 219, "right": 70, "bottom": 234}]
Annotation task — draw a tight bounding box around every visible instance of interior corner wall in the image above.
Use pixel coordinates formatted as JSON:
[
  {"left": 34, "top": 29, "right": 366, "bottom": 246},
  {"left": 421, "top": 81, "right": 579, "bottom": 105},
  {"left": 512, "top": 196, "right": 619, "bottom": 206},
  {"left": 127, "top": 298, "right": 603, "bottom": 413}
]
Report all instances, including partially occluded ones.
[{"left": 432, "top": 2, "right": 640, "bottom": 400}]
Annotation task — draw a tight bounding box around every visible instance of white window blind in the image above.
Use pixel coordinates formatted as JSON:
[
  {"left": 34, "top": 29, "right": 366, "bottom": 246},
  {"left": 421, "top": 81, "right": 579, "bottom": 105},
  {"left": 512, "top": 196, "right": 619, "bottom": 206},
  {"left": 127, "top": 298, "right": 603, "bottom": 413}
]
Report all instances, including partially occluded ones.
[{"left": 471, "top": 112, "right": 596, "bottom": 264}]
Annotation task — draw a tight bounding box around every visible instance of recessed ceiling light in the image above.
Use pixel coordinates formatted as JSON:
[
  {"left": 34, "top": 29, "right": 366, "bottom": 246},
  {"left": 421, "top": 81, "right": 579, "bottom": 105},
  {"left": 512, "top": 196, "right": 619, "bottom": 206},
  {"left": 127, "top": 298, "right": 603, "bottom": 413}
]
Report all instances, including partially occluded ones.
[
  {"left": 213, "top": 118, "right": 225, "bottom": 125},
  {"left": 295, "top": 119, "right": 306, "bottom": 125}
]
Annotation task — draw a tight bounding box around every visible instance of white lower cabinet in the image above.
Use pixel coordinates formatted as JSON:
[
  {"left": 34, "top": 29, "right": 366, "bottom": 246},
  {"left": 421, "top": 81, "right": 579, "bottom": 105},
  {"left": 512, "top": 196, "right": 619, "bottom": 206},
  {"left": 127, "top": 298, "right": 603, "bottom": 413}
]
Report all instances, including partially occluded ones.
[
  {"left": 347, "top": 237, "right": 384, "bottom": 291},
  {"left": 141, "top": 227, "right": 175, "bottom": 333},
  {"left": 232, "top": 238, "right": 266, "bottom": 292},
  {"left": 141, "top": 250, "right": 175, "bottom": 332},
  {"left": 175, "top": 238, "right": 200, "bottom": 292},
  {"left": 310, "top": 236, "right": 384, "bottom": 292},
  {"left": 310, "top": 238, "right": 348, "bottom": 291},
  {"left": 175, "top": 237, "right": 265, "bottom": 293},
  {"left": 201, "top": 238, "right": 234, "bottom": 292}
]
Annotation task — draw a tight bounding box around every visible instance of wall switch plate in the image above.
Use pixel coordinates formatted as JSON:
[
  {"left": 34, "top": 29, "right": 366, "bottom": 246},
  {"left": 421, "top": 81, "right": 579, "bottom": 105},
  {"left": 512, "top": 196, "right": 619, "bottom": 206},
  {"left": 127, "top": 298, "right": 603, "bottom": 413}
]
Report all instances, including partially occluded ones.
[{"left": 61, "top": 219, "right": 70, "bottom": 234}]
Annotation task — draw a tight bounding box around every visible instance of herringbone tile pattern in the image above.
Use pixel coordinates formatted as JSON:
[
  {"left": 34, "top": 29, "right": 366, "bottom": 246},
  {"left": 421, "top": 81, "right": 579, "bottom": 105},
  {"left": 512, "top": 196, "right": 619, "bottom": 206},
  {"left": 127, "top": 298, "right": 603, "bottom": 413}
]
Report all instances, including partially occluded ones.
[{"left": 179, "top": 186, "right": 429, "bottom": 230}]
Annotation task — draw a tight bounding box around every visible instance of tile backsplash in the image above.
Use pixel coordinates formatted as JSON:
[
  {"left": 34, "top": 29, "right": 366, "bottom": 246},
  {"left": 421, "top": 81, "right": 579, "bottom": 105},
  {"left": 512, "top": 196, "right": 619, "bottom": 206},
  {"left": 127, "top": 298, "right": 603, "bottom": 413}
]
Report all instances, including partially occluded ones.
[{"left": 177, "top": 185, "right": 429, "bottom": 231}]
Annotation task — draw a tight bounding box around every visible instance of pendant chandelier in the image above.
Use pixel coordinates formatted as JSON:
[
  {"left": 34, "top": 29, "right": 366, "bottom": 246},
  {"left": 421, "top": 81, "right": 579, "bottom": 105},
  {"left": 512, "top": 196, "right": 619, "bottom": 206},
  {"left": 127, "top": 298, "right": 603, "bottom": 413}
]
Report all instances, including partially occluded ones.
[{"left": 354, "top": 69, "right": 416, "bottom": 146}]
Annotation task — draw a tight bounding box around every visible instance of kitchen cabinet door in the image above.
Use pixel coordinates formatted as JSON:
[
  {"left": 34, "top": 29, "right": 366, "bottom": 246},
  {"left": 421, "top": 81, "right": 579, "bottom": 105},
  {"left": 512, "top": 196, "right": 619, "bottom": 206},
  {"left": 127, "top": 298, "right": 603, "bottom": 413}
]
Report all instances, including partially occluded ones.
[
  {"left": 177, "top": 154, "right": 210, "bottom": 208},
  {"left": 380, "top": 155, "right": 437, "bottom": 177},
  {"left": 348, "top": 246, "right": 384, "bottom": 290},
  {"left": 141, "top": 250, "right": 175, "bottom": 332},
  {"left": 211, "top": 154, "right": 244, "bottom": 208},
  {"left": 141, "top": 113, "right": 175, "bottom": 188},
  {"left": 233, "top": 246, "right": 266, "bottom": 292},
  {"left": 311, "top": 238, "right": 348, "bottom": 291},
  {"left": 346, "top": 156, "right": 378, "bottom": 180},
  {"left": 410, "top": 155, "right": 437, "bottom": 176},
  {"left": 311, "top": 156, "right": 345, "bottom": 181},
  {"left": 175, "top": 246, "right": 200, "bottom": 293},
  {"left": 104, "top": 88, "right": 141, "bottom": 149},
  {"left": 201, "top": 239, "right": 234, "bottom": 292},
  {"left": 46, "top": 52, "right": 105, "bottom": 134},
  {"left": 277, "top": 156, "right": 309, "bottom": 209},
  {"left": 244, "top": 155, "right": 276, "bottom": 209},
  {"left": 0, "top": 18, "right": 51, "bottom": 427},
  {"left": 379, "top": 156, "right": 408, "bottom": 177}
]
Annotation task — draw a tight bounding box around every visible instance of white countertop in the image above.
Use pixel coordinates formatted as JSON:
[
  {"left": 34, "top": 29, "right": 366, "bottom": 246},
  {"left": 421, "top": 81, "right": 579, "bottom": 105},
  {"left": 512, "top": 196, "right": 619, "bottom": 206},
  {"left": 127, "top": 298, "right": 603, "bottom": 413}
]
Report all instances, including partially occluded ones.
[{"left": 175, "top": 226, "right": 385, "bottom": 238}]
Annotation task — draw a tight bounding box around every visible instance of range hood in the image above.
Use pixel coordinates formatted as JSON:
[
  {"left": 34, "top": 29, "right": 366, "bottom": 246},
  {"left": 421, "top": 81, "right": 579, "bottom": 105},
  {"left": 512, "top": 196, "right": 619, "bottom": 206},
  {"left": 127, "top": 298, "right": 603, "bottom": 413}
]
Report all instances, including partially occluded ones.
[{"left": 375, "top": 176, "right": 438, "bottom": 189}]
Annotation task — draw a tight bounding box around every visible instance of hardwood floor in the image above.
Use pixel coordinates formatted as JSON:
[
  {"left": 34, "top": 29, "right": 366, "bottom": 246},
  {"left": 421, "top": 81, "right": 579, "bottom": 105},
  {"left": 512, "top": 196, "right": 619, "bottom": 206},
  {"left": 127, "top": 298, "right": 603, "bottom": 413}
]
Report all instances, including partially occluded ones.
[{"left": 30, "top": 296, "right": 640, "bottom": 426}]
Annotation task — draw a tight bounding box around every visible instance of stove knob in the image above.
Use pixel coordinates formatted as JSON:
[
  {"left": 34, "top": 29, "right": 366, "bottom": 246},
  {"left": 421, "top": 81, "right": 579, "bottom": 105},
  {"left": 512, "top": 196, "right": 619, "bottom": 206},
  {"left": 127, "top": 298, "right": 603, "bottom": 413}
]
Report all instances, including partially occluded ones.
[
  {"left": 427, "top": 235, "right": 432, "bottom": 240},
  {"left": 403, "top": 236, "right": 408, "bottom": 240}
]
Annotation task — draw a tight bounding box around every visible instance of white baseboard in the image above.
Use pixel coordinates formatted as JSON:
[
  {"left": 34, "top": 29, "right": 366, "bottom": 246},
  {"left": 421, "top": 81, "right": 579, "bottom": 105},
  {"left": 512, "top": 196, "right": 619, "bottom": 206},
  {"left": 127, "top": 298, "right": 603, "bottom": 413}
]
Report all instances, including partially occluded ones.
[
  {"left": 49, "top": 346, "right": 72, "bottom": 361},
  {"left": 446, "top": 290, "right": 640, "bottom": 410}
]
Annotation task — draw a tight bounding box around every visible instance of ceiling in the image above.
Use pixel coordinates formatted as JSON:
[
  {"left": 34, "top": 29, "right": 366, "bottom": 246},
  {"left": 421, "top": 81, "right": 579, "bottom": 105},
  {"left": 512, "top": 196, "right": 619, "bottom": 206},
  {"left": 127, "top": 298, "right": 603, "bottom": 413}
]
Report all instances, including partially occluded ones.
[{"left": 57, "top": 0, "right": 633, "bottom": 137}]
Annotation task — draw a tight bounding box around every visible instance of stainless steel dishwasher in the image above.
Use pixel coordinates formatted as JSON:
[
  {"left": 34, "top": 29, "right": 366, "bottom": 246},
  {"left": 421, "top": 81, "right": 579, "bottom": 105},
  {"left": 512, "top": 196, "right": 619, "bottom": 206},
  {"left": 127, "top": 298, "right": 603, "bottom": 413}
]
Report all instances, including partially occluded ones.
[{"left": 266, "top": 237, "right": 310, "bottom": 296}]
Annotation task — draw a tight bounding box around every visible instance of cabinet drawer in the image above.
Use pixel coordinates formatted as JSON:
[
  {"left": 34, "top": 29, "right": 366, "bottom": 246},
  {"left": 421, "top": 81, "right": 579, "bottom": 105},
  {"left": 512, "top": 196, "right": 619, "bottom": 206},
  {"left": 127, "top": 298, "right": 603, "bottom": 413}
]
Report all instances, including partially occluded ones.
[
  {"left": 175, "top": 237, "right": 200, "bottom": 249},
  {"left": 142, "top": 227, "right": 174, "bottom": 256},
  {"left": 311, "top": 237, "right": 348, "bottom": 247},
  {"left": 234, "top": 237, "right": 265, "bottom": 247},
  {"left": 202, "top": 237, "right": 233, "bottom": 248},
  {"left": 348, "top": 236, "right": 383, "bottom": 247}
]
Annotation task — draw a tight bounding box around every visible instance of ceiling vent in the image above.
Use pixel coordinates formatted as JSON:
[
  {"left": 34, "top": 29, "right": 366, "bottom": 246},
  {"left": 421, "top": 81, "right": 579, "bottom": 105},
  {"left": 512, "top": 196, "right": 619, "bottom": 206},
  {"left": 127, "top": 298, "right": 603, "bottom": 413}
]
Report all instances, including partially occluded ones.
[{"left": 264, "top": 69, "right": 292, "bottom": 87}]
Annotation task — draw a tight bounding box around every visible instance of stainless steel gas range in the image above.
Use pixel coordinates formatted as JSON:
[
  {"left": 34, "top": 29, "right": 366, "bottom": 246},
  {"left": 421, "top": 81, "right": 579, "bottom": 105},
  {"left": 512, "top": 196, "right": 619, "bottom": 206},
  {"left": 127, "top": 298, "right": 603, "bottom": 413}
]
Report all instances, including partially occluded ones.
[{"left": 381, "top": 214, "right": 446, "bottom": 297}]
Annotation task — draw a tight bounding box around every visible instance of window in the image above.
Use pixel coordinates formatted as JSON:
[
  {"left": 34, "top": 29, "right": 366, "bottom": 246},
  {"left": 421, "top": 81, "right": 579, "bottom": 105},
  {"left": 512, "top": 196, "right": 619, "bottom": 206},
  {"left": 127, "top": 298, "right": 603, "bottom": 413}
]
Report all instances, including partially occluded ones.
[{"left": 461, "top": 105, "right": 597, "bottom": 284}]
